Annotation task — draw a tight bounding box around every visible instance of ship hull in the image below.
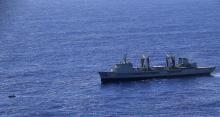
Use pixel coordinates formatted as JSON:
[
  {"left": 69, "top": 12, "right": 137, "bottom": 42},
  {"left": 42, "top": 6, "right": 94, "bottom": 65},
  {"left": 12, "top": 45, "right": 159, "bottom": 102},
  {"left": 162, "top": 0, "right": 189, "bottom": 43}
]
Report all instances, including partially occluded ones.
[{"left": 99, "top": 67, "right": 215, "bottom": 83}]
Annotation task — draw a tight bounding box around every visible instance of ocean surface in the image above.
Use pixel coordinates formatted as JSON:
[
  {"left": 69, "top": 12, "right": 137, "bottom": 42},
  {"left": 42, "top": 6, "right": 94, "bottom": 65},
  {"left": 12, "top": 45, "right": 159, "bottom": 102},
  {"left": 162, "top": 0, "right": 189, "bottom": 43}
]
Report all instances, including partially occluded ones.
[{"left": 1, "top": 0, "right": 220, "bottom": 116}]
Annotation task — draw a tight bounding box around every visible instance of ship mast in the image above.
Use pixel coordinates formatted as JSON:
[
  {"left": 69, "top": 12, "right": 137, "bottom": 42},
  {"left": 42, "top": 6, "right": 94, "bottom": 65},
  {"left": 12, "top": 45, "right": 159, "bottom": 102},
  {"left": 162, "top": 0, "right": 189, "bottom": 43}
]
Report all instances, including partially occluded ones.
[{"left": 123, "top": 54, "right": 127, "bottom": 64}]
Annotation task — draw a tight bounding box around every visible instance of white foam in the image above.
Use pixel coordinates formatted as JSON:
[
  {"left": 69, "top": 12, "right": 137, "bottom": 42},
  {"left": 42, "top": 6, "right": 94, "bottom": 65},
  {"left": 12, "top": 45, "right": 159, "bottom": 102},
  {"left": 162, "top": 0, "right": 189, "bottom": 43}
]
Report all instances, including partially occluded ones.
[{"left": 212, "top": 73, "right": 220, "bottom": 77}]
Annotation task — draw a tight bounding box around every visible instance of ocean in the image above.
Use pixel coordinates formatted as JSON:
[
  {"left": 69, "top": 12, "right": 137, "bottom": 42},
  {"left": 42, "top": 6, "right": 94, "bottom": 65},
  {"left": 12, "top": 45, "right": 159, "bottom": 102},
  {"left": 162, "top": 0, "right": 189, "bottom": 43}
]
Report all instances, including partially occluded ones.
[{"left": 0, "top": 0, "right": 220, "bottom": 116}]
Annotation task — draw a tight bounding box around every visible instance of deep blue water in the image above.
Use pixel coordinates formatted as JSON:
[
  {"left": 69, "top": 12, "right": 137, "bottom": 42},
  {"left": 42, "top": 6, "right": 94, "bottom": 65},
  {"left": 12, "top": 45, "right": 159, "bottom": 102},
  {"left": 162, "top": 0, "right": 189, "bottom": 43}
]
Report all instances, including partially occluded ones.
[{"left": 1, "top": 0, "right": 220, "bottom": 116}]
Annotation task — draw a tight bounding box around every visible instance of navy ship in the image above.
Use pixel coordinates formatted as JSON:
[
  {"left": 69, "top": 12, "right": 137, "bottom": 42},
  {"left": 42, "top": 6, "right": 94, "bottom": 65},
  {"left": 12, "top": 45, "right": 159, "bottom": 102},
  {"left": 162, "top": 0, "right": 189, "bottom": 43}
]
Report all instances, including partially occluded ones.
[{"left": 99, "top": 54, "right": 215, "bottom": 83}]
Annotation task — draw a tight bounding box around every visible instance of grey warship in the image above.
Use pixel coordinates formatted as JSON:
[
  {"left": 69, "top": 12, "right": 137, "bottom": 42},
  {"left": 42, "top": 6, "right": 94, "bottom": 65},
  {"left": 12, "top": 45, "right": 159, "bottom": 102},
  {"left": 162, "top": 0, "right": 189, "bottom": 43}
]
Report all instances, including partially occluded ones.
[{"left": 99, "top": 54, "right": 215, "bottom": 83}]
